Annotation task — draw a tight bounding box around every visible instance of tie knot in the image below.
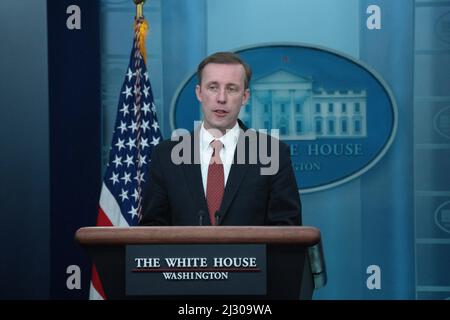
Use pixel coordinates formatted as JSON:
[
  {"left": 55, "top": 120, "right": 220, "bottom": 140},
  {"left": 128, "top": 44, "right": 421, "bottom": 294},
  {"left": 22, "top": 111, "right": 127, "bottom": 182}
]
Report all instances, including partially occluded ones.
[
  {"left": 210, "top": 140, "right": 223, "bottom": 164},
  {"left": 210, "top": 139, "right": 223, "bottom": 152}
]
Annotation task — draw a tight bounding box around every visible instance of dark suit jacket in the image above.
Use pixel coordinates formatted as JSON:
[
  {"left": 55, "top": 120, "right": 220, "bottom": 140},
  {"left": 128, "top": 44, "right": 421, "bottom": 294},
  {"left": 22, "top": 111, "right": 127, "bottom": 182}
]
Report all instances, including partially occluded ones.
[{"left": 139, "top": 121, "right": 301, "bottom": 226}]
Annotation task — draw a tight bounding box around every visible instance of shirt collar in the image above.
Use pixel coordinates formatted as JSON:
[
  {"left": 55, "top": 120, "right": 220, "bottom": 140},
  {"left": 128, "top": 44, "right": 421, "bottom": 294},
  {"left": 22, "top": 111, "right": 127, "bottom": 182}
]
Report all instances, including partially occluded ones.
[{"left": 200, "top": 122, "right": 240, "bottom": 152}]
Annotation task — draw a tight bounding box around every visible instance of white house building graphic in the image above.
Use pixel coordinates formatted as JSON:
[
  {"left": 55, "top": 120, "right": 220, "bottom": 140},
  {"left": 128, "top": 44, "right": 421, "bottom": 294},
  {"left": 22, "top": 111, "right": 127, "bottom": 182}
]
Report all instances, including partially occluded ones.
[{"left": 239, "top": 70, "right": 367, "bottom": 140}]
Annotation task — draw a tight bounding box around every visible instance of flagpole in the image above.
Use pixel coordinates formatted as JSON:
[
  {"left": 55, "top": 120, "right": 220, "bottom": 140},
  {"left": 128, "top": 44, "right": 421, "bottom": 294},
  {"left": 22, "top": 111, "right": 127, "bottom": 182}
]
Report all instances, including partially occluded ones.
[{"left": 133, "top": 0, "right": 146, "bottom": 19}]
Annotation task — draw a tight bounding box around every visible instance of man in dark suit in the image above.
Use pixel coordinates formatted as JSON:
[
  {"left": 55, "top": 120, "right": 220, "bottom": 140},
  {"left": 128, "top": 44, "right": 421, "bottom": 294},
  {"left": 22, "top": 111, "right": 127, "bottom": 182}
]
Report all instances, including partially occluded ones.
[{"left": 139, "top": 52, "right": 301, "bottom": 226}]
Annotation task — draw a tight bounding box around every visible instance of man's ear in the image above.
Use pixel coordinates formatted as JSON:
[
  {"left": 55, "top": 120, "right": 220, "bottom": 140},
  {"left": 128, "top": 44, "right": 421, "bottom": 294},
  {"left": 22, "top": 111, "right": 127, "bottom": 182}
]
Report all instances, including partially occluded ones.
[
  {"left": 242, "top": 88, "right": 250, "bottom": 105},
  {"left": 195, "top": 84, "right": 202, "bottom": 102}
]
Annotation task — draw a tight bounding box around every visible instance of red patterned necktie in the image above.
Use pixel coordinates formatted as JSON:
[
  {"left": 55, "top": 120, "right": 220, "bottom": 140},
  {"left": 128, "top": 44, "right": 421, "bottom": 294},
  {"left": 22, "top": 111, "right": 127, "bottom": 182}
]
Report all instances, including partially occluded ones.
[{"left": 206, "top": 140, "right": 224, "bottom": 225}]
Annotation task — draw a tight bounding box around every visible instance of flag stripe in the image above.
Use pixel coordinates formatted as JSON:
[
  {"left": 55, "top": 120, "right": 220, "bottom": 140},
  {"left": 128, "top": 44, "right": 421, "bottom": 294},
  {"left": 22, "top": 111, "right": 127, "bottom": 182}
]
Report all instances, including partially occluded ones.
[
  {"left": 89, "top": 265, "right": 106, "bottom": 300},
  {"left": 99, "top": 183, "right": 129, "bottom": 227},
  {"left": 96, "top": 205, "right": 113, "bottom": 227}
]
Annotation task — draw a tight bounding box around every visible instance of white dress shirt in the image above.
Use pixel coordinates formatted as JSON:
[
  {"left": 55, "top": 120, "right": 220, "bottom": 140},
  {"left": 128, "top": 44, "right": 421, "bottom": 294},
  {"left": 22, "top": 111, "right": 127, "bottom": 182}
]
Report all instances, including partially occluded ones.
[{"left": 199, "top": 122, "right": 240, "bottom": 196}]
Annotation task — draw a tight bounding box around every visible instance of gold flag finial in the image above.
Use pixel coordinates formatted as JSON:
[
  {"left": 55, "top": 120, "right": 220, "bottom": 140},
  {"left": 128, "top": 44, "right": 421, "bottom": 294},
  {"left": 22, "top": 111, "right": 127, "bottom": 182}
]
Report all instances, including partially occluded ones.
[
  {"left": 133, "top": 0, "right": 149, "bottom": 65},
  {"left": 133, "top": 0, "right": 146, "bottom": 19}
]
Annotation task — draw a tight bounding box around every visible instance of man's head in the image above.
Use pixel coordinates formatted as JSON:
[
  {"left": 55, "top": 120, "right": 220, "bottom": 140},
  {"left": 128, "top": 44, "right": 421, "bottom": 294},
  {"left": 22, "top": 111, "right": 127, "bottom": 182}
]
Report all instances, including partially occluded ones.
[
  {"left": 195, "top": 52, "right": 252, "bottom": 136},
  {"left": 197, "top": 52, "right": 252, "bottom": 90}
]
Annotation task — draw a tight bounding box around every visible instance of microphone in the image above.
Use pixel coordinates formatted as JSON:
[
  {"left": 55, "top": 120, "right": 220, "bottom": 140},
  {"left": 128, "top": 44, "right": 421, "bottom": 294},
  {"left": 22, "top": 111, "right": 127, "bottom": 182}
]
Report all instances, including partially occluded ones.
[
  {"left": 214, "top": 211, "right": 221, "bottom": 226},
  {"left": 197, "top": 210, "right": 206, "bottom": 226}
]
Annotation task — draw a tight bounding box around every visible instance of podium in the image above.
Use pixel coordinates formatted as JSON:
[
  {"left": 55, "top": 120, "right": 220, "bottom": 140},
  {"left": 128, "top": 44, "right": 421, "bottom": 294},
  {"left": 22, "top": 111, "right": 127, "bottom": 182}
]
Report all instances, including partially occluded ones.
[{"left": 75, "top": 226, "right": 326, "bottom": 300}]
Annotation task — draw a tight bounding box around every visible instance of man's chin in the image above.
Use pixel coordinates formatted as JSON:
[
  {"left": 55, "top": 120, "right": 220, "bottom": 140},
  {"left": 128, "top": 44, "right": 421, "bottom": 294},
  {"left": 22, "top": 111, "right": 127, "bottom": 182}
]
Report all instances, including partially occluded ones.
[{"left": 205, "top": 118, "right": 235, "bottom": 131}]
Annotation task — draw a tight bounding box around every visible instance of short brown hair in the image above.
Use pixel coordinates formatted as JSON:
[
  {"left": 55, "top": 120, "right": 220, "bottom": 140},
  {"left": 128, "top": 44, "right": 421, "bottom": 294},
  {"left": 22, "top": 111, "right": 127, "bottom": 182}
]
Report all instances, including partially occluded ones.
[{"left": 197, "top": 52, "right": 252, "bottom": 89}]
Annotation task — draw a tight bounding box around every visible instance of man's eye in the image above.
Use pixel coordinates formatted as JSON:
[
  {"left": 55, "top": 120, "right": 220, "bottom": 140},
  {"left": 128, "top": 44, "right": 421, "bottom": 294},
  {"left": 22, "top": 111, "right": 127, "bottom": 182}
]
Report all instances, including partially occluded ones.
[
  {"left": 227, "top": 87, "right": 238, "bottom": 93},
  {"left": 208, "top": 85, "right": 218, "bottom": 91}
]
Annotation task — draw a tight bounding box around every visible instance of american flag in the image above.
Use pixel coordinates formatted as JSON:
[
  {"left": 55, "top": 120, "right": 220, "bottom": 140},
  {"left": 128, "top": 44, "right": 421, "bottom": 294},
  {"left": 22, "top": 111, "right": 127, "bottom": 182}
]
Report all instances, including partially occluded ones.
[{"left": 89, "top": 17, "right": 162, "bottom": 300}]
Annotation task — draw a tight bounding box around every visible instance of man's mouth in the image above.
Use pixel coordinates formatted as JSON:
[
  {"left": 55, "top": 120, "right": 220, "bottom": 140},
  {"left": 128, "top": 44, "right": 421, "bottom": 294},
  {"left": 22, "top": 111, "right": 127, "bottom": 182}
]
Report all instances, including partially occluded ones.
[{"left": 213, "top": 109, "right": 229, "bottom": 117}]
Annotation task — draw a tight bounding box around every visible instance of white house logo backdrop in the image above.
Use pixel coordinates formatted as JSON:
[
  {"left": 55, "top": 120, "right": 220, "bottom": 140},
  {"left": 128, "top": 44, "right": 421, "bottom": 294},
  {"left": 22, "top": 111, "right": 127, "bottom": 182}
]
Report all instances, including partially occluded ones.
[{"left": 171, "top": 45, "right": 397, "bottom": 192}]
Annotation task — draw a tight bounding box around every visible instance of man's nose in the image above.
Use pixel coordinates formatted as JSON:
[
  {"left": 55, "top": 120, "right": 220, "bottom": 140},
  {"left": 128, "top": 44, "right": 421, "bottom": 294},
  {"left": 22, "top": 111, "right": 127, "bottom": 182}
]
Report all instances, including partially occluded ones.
[{"left": 216, "top": 88, "right": 227, "bottom": 104}]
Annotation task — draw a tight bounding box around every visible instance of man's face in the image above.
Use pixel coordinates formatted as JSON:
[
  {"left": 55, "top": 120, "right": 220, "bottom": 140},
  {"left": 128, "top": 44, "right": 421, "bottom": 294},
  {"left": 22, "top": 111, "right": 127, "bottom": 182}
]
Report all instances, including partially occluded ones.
[{"left": 196, "top": 63, "right": 250, "bottom": 135}]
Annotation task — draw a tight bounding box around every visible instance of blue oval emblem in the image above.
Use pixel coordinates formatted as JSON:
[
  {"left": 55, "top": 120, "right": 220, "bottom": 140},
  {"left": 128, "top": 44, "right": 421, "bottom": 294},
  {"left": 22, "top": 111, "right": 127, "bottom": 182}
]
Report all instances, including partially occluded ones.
[
  {"left": 434, "top": 106, "right": 450, "bottom": 139},
  {"left": 435, "top": 10, "right": 450, "bottom": 44},
  {"left": 171, "top": 44, "right": 397, "bottom": 193},
  {"left": 435, "top": 201, "right": 450, "bottom": 234}
]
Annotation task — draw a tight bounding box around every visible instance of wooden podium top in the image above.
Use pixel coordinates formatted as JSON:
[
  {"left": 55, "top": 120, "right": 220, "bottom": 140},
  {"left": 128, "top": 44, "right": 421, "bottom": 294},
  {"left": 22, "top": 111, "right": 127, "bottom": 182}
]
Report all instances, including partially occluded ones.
[{"left": 75, "top": 226, "right": 321, "bottom": 246}]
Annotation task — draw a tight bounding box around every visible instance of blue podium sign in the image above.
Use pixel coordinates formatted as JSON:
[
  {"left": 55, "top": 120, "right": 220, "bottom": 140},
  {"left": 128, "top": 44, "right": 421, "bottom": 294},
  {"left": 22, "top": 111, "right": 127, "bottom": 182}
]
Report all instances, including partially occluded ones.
[{"left": 126, "top": 244, "right": 266, "bottom": 296}]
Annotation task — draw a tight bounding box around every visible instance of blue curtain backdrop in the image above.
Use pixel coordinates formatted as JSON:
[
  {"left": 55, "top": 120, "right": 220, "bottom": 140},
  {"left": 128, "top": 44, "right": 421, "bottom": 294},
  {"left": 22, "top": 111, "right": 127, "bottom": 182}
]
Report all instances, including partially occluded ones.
[
  {"left": 0, "top": 0, "right": 50, "bottom": 299},
  {"left": 359, "top": 0, "right": 415, "bottom": 299}
]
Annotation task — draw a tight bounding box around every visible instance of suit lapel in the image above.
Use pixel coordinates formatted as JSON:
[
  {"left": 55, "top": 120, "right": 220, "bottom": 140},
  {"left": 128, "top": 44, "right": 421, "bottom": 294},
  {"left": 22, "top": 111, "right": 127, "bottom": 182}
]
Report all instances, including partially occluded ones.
[
  {"left": 219, "top": 128, "right": 250, "bottom": 220},
  {"left": 182, "top": 163, "right": 208, "bottom": 212},
  {"left": 180, "top": 129, "right": 209, "bottom": 217},
  {"left": 220, "top": 161, "right": 249, "bottom": 219}
]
